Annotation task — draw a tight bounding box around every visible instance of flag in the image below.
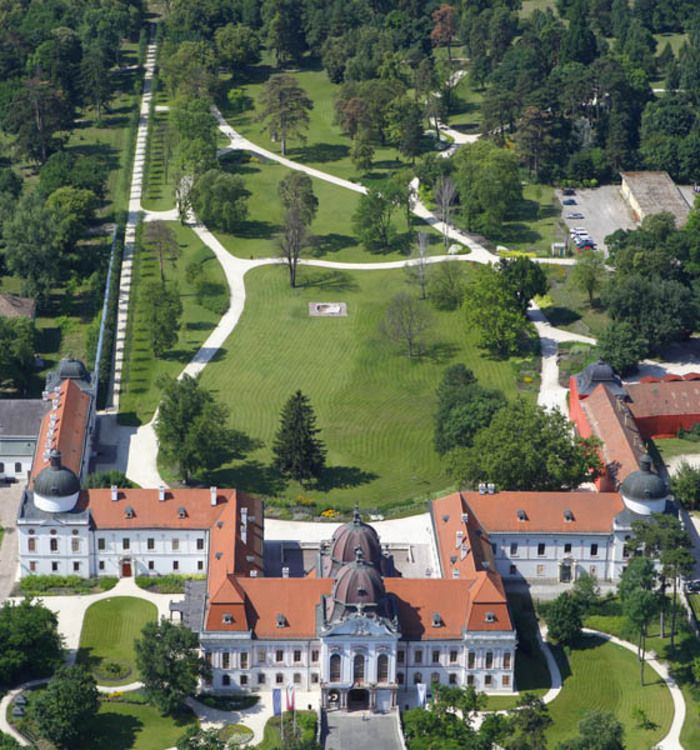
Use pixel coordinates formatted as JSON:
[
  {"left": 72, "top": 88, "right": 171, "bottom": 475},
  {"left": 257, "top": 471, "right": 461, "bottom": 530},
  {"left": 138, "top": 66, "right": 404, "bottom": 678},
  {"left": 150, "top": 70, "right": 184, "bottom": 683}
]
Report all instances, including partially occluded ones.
[
  {"left": 286, "top": 683, "right": 295, "bottom": 712},
  {"left": 416, "top": 682, "right": 427, "bottom": 707},
  {"left": 273, "top": 688, "right": 282, "bottom": 716}
]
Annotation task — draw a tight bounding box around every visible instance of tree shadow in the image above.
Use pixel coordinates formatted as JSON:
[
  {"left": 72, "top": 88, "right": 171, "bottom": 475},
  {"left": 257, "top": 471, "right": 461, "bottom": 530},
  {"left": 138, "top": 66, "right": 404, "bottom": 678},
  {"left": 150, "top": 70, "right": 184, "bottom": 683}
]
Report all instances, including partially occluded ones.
[
  {"left": 423, "top": 341, "right": 460, "bottom": 364},
  {"left": 185, "top": 321, "right": 216, "bottom": 331},
  {"left": 79, "top": 711, "right": 142, "bottom": 750},
  {"left": 292, "top": 142, "right": 349, "bottom": 164},
  {"left": 160, "top": 349, "right": 196, "bottom": 364},
  {"left": 307, "top": 233, "right": 355, "bottom": 257},
  {"left": 208, "top": 460, "right": 288, "bottom": 496},
  {"left": 544, "top": 306, "right": 581, "bottom": 326},
  {"left": 297, "top": 269, "right": 358, "bottom": 292},
  {"left": 313, "top": 465, "right": 378, "bottom": 491},
  {"left": 237, "top": 219, "right": 280, "bottom": 239}
]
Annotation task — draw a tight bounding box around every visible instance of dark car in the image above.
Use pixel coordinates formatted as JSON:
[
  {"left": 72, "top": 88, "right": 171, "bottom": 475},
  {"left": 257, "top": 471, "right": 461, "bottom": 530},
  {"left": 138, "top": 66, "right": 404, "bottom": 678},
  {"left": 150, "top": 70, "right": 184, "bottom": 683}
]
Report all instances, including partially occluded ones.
[
  {"left": 686, "top": 580, "right": 700, "bottom": 593},
  {"left": 562, "top": 188, "right": 576, "bottom": 196},
  {"left": 562, "top": 198, "right": 577, "bottom": 205}
]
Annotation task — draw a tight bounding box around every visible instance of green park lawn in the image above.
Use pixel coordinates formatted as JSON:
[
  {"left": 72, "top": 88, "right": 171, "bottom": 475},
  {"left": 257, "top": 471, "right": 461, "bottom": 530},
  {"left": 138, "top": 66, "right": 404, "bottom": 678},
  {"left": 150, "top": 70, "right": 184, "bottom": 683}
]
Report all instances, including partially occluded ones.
[
  {"left": 540, "top": 265, "right": 611, "bottom": 339},
  {"left": 448, "top": 74, "right": 484, "bottom": 133},
  {"left": 653, "top": 437, "right": 700, "bottom": 463},
  {"left": 191, "top": 264, "right": 536, "bottom": 511},
  {"left": 119, "top": 221, "right": 228, "bottom": 425},
  {"left": 212, "top": 152, "right": 447, "bottom": 264},
  {"left": 221, "top": 54, "right": 437, "bottom": 186},
  {"left": 545, "top": 634, "right": 672, "bottom": 749},
  {"left": 142, "top": 112, "right": 176, "bottom": 212},
  {"left": 77, "top": 597, "right": 157, "bottom": 685}
]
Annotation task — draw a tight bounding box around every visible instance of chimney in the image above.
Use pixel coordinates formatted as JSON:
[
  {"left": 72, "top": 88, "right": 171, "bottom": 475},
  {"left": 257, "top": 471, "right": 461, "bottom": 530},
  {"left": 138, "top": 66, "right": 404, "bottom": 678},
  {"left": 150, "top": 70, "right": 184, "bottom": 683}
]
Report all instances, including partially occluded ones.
[
  {"left": 111, "top": 485, "right": 118, "bottom": 502},
  {"left": 487, "top": 483, "right": 495, "bottom": 495},
  {"left": 210, "top": 486, "right": 217, "bottom": 507},
  {"left": 158, "top": 485, "right": 165, "bottom": 502},
  {"left": 456, "top": 530, "right": 464, "bottom": 548},
  {"left": 282, "top": 566, "right": 290, "bottom": 578}
]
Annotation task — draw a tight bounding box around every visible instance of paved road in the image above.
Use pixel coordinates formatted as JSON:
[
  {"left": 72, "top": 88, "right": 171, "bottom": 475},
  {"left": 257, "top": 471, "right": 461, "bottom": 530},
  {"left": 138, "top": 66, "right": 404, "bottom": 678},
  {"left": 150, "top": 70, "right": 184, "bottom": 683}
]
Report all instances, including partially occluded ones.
[
  {"left": 324, "top": 712, "right": 404, "bottom": 750},
  {"left": 0, "top": 483, "right": 23, "bottom": 602}
]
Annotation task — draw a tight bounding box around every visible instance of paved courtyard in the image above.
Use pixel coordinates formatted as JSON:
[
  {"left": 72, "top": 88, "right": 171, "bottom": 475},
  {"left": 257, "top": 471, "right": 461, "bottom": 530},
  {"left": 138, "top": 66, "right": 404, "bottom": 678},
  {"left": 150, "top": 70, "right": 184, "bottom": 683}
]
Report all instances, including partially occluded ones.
[
  {"left": 0, "top": 483, "right": 24, "bottom": 601},
  {"left": 324, "top": 712, "right": 403, "bottom": 750}
]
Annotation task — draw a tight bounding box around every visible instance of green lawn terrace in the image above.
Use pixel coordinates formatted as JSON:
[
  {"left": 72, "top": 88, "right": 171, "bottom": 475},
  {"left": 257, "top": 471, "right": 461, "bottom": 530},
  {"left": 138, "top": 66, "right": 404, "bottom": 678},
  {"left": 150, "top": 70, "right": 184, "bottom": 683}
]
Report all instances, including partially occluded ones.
[
  {"left": 218, "top": 54, "right": 446, "bottom": 187},
  {"left": 77, "top": 596, "right": 157, "bottom": 686},
  {"left": 191, "top": 264, "right": 537, "bottom": 512},
  {"left": 119, "top": 221, "right": 228, "bottom": 425}
]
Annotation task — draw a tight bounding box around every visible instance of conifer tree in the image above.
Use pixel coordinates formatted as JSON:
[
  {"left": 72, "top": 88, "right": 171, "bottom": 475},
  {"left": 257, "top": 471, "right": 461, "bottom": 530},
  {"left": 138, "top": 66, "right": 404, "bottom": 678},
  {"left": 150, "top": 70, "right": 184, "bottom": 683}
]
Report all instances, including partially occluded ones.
[{"left": 272, "top": 390, "right": 326, "bottom": 484}]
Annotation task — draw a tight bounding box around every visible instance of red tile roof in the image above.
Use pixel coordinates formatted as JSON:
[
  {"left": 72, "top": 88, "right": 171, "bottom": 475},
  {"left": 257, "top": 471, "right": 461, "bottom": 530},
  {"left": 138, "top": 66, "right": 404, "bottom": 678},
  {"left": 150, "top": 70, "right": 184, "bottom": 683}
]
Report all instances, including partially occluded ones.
[
  {"left": 462, "top": 489, "right": 624, "bottom": 533},
  {"left": 581, "top": 384, "right": 645, "bottom": 485},
  {"left": 32, "top": 380, "right": 91, "bottom": 480},
  {"left": 626, "top": 381, "right": 700, "bottom": 419}
]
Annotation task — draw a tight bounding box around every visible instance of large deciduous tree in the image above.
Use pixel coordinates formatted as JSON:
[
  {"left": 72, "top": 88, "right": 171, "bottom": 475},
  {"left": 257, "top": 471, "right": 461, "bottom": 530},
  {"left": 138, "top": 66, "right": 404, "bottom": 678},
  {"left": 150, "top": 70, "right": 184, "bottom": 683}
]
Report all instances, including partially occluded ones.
[
  {"left": 352, "top": 189, "right": 397, "bottom": 251},
  {"left": 279, "top": 207, "right": 306, "bottom": 289},
  {"left": 558, "top": 711, "right": 625, "bottom": 750},
  {"left": 0, "top": 317, "right": 37, "bottom": 394},
  {"left": 143, "top": 281, "right": 183, "bottom": 357},
  {"left": 498, "top": 256, "right": 548, "bottom": 315},
  {"left": 596, "top": 321, "right": 648, "bottom": 376},
  {"left": 544, "top": 592, "right": 583, "bottom": 645},
  {"left": 278, "top": 172, "right": 318, "bottom": 226},
  {"left": 381, "top": 292, "right": 432, "bottom": 359},
  {"left": 31, "top": 666, "right": 98, "bottom": 750},
  {"left": 145, "top": 221, "right": 180, "bottom": 284},
  {"left": 214, "top": 24, "right": 260, "bottom": 74},
  {"left": 191, "top": 170, "right": 250, "bottom": 232},
  {"left": 272, "top": 390, "right": 326, "bottom": 484},
  {"left": 430, "top": 5, "right": 457, "bottom": 61},
  {"left": 570, "top": 250, "right": 607, "bottom": 305},
  {"left": 135, "top": 619, "right": 207, "bottom": 715},
  {"left": 258, "top": 75, "right": 313, "bottom": 156},
  {"left": 449, "top": 399, "right": 602, "bottom": 491},
  {"left": 161, "top": 41, "right": 216, "bottom": 99}
]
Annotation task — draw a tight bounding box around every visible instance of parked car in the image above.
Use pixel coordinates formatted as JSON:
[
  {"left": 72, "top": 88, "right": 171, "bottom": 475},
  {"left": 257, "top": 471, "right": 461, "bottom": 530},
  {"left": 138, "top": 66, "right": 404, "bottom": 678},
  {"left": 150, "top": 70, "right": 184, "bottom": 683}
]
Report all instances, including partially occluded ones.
[
  {"left": 562, "top": 198, "right": 577, "bottom": 205},
  {"left": 562, "top": 188, "right": 576, "bottom": 196},
  {"left": 566, "top": 212, "right": 585, "bottom": 219},
  {"left": 685, "top": 579, "right": 700, "bottom": 593}
]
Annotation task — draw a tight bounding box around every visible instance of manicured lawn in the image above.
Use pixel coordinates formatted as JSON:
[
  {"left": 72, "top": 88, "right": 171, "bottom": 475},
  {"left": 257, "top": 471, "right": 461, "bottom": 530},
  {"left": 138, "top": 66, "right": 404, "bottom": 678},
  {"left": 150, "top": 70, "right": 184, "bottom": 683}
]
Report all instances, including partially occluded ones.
[
  {"left": 484, "top": 184, "right": 567, "bottom": 256},
  {"left": 653, "top": 32, "right": 688, "bottom": 56},
  {"left": 77, "top": 597, "right": 157, "bottom": 685},
  {"left": 545, "top": 635, "right": 672, "bottom": 750},
  {"left": 142, "top": 112, "right": 177, "bottom": 212},
  {"left": 254, "top": 711, "right": 316, "bottom": 750},
  {"left": 76, "top": 699, "right": 197, "bottom": 750},
  {"left": 221, "top": 55, "right": 436, "bottom": 186},
  {"left": 448, "top": 75, "right": 483, "bottom": 133},
  {"left": 193, "top": 264, "right": 536, "bottom": 511},
  {"left": 586, "top": 599, "right": 700, "bottom": 749},
  {"left": 519, "top": 0, "right": 556, "bottom": 16},
  {"left": 118, "top": 222, "right": 229, "bottom": 425},
  {"left": 653, "top": 437, "right": 700, "bottom": 463},
  {"left": 214, "top": 152, "right": 444, "bottom": 264},
  {"left": 540, "top": 264, "right": 611, "bottom": 339}
]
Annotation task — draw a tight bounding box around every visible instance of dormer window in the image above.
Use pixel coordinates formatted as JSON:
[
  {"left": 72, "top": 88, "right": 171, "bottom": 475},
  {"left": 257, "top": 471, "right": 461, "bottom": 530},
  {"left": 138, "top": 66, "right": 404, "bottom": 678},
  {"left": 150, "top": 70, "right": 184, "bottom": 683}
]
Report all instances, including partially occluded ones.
[
  {"left": 564, "top": 509, "right": 574, "bottom": 522},
  {"left": 177, "top": 506, "right": 187, "bottom": 519},
  {"left": 215, "top": 552, "right": 223, "bottom": 560},
  {"left": 432, "top": 612, "right": 442, "bottom": 628},
  {"left": 485, "top": 611, "right": 496, "bottom": 623},
  {"left": 517, "top": 509, "right": 527, "bottom": 522},
  {"left": 124, "top": 505, "right": 134, "bottom": 519},
  {"left": 223, "top": 614, "right": 233, "bottom": 624},
  {"left": 276, "top": 613, "right": 287, "bottom": 628}
]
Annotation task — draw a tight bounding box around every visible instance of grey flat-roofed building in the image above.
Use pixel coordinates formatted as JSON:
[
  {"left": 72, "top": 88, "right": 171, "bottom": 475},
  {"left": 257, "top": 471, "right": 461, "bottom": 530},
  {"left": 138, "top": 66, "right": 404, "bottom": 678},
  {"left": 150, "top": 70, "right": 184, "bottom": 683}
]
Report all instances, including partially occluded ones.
[
  {"left": 0, "top": 400, "right": 51, "bottom": 481},
  {"left": 620, "top": 171, "right": 691, "bottom": 227}
]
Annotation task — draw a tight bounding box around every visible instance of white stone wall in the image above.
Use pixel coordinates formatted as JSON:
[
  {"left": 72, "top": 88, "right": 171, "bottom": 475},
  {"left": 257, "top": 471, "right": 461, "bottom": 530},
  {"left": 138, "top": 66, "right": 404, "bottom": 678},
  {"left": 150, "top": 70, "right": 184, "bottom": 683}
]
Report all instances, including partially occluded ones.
[
  {"left": 18, "top": 521, "right": 91, "bottom": 577},
  {"left": 489, "top": 532, "right": 619, "bottom": 581},
  {"left": 321, "top": 637, "right": 397, "bottom": 686},
  {"left": 0, "top": 454, "right": 32, "bottom": 481}
]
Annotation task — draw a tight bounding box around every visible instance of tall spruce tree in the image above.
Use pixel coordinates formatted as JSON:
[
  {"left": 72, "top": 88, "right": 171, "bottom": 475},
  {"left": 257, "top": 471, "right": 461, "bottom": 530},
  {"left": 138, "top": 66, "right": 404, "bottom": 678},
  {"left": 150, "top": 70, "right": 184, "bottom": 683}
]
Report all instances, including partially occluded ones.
[{"left": 272, "top": 390, "right": 326, "bottom": 484}]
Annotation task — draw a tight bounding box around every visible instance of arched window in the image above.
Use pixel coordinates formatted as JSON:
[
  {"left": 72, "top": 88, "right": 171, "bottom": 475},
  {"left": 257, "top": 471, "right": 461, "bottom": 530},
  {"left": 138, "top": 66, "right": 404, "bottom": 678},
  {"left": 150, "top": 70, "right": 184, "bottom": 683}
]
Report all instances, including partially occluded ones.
[
  {"left": 222, "top": 674, "right": 230, "bottom": 686},
  {"left": 330, "top": 653, "right": 341, "bottom": 682},
  {"left": 353, "top": 654, "right": 365, "bottom": 683},
  {"left": 397, "top": 672, "right": 404, "bottom": 685},
  {"left": 377, "top": 654, "right": 389, "bottom": 682},
  {"left": 431, "top": 672, "right": 440, "bottom": 685},
  {"left": 414, "top": 672, "right": 423, "bottom": 684}
]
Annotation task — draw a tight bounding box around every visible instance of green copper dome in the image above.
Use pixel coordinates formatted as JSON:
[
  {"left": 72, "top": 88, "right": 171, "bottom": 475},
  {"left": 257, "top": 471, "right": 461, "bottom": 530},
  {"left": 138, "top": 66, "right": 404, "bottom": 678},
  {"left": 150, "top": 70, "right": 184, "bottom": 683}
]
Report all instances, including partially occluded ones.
[
  {"left": 620, "top": 455, "right": 667, "bottom": 503},
  {"left": 33, "top": 450, "right": 81, "bottom": 499}
]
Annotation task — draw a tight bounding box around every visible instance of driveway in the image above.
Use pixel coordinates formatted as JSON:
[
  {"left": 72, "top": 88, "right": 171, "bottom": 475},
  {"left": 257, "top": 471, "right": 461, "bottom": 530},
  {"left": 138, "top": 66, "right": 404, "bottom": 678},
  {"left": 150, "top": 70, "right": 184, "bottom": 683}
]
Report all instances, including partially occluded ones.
[
  {"left": 324, "top": 712, "right": 403, "bottom": 750},
  {"left": 0, "top": 483, "right": 24, "bottom": 602},
  {"left": 556, "top": 186, "right": 637, "bottom": 255}
]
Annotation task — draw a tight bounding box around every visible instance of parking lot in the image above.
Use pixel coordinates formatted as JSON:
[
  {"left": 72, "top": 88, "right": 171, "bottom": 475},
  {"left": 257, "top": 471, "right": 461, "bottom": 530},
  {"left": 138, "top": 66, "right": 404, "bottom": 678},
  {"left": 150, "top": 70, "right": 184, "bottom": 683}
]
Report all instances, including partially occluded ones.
[{"left": 555, "top": 185, "right": 638, "bottom": 255}]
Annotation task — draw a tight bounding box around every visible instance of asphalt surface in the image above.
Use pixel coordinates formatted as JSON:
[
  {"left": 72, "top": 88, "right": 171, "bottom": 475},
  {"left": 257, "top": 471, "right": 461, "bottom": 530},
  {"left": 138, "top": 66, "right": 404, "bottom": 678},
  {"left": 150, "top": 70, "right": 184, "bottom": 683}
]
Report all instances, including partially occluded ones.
[
  {"left": 324, "top": 713, "right": 403, "bottom": 750},
  {"left": 0, "top": 482, "right": 23, "bottom": 601}
]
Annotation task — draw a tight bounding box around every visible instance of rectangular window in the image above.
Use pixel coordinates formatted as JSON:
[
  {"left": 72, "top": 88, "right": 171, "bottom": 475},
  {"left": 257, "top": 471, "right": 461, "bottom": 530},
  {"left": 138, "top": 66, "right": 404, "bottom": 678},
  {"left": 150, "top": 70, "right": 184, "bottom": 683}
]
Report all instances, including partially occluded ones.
[
  {"left": 71, "top": 538, "right": 80, "bottom": 553},
  {"left": 51, "top": 561, "right": 58, "bottom": 572},
  {"left": 222, "top": 652, "right": 230, "bottom": 669},
  {"left": 484, "top": 675, "right": 492, "bottom": 686},
  {"left": 14, "top": 462, "right": 21, "bottom": 474},
  {"left": 28, "top": 538, "right": 36, "bottom": 552},
  {"left": 240, "top": 675, "right": 248, "bottom": 686},
  {"left": 172, "top": 539, "right": 179, "bottom": 551},
  {"left": 537, "top": 564, "right": 545, "bottom": 576},
  {"left": 147, "top": 538, "right": 155, "bottom": 550},
  {"left": 311, "top": 673, "right": 319, "bottom": 684},
  {"left": 276, "top": 673, "right": 284, "bottom": 684},
  {"left": 258, "top": 649, "right": 266, "bottom": 665},
  {"left": 293, "top": 650, "right": 301, "bottom": 663},
  {"left": 29, "top": 561, "right": 37, "bottom": 572},
  {"left": 414, "top": 649, "right": 423, "bottom": 664},
  {"left": 148, "top": 560, "right": 154, "bottom": 570},
  {"left": 564, "top": 543, "right": 572, "bottom": 554},
  {"left": 503, "top": 652, "right": 511, "bottom": 669},
  {"left": 293, "top": 673, "right": 301, "bottom": 684},
  {"left": 467, "top": 674, "right": 475, "bottom": 686},
  {"left": 197, "top": 538, "right": 204, "bottom": 550},
  {"left": 502, "top": 675, "right": 511, "bottom": 687},
  {"left": 50, "top": 538, "right": 58, "bottom": 553},
  {"left": 432, "top": 650, "right": 440, "bottom": 664},
  {"left": 123, "top": 538, "right": 130, "bottom": 550},
  {"left": 485, "top": 652, "right": 493, "bottom": 669},
  {"left": 173, "top": 560, "right": 179, "bottom": 571},
  {"left": 311, "top": 650, "right": 319, "bottom": 663},
  {"left": 73, "top": 561, "right": 80, "bottom": 572},
  {"left": 240, "top": 652, "right": 248, "bottom": 669},
  {"left": 99, "top": 561, "right": 105, "bottom": 571},
  {"left": 590, "top": 543, "right": 598, "bottom": 557},
  {"left": 467, "top": 652, "right": 475, "bottom": 669},
  {"left": 449, "top": 673, "right": 457, "bottom": 685},
  {"left": 510, "top": 542, "right": 518, "bottom": 556},
  {"left": 257, "top": 673, "right": 265, "bottom": 685},
  {"left": 98, "top": 538, "right": 105, "bottom": 551},
  {"left": 537, "top": 543, "right": 546, "bottom": 556},
  {"left": 509, "top": 564, "right": 517, "bottom": 575},
  {"left": 397, "top": 651, "right": 405, "bottom": 665},
  {"left": 449, "top": 650, "right": 458, "bottom": 664},
  {"left": 197, "top": 560, "right": 204, "bottom": 571},
  {"left": 275, "top": 650, "right": 284, "bottom": 663}
]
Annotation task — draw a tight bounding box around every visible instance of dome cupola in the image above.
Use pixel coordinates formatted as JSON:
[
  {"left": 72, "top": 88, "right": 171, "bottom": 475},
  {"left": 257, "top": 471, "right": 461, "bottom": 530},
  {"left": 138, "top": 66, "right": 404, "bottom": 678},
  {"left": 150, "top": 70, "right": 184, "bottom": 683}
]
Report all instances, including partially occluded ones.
[
  {"left": 33, "top": 450, "right": 81, "bottom": 513},
  {"left": 620, "top": 454, "right": 668, "bottom": 515},
  {"left": 328, "top": 508, "right": 383, "bottom": 570},
  {"left": 328, "top": 548, "right": 387, "bottom": 621}
]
